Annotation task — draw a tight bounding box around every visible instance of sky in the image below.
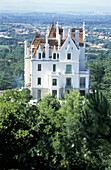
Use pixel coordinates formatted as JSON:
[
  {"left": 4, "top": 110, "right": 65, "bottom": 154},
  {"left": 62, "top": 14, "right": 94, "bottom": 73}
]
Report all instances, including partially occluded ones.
[{"left": 0, "top": 0, "right": 111, "bottom": 13}]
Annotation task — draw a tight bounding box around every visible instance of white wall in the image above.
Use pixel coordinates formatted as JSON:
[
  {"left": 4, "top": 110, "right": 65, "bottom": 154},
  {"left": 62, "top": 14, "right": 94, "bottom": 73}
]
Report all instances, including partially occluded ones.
[{"left": 28, "top": 30, "right": 89, "bottom": 99}]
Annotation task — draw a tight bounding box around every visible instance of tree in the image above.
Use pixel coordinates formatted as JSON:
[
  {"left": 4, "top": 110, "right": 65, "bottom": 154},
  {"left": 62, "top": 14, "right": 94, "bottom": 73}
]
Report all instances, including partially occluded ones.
[
  {"left": 87, "top": 53, "right": 111, "bottom": 92},
  {"left": 81, "top": 90, "right": 111, "bottom": 168},
  {"left": 0, "top": 88, "right": 33, "bottom": 169},
  {"left": 0, "top": 71, "right": 15, "bottom": 90},
  {"left": 87, "top": 54, "right": 105, "bottom": 90},
  {"left": 0, "top": 89, "right": 111, "bottom": 169}
]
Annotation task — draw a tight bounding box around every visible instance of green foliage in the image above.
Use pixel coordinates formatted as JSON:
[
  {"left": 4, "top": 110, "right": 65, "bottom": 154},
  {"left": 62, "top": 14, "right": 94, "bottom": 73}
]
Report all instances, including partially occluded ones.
[
  {"left": 0, "top": 88, "right": 35, "bottom": 169},
  {"left": 0, "top": 45, "right": 24, "bottom": 89},
  {"left": 81, "top": 90, "right": 111, "bottom": 168},
  {"left": 0, "top": 89, "right": 111, "bottom": 169},
  {"left": 87, "top": 53, "right": 111, "bottom": 91}
]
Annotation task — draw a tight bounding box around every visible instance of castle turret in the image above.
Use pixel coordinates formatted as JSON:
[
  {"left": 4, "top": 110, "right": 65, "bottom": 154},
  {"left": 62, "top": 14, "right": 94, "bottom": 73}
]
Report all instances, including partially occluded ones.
[
  {"left": 83, "top": 22, "right": 85, "bottom": 46},
  {"left": 24, "top": 40, "right": 28, "bottom": 57},
  {"left": 45, "top": 34, "right": 49, "bottom": 59},
  {"left": 24, "top": 40, "right": 30, "bottom": 87}
]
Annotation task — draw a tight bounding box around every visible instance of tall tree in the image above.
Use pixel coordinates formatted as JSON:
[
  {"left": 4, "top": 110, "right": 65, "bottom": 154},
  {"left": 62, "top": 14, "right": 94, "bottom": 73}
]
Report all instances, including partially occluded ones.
[{"left": 81, "top": 90, "right": 111, "bottom": 168}]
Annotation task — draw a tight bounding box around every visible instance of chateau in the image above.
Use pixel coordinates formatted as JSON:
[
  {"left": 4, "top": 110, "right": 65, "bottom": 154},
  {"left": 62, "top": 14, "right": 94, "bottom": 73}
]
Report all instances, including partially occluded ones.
[{"left": 24, "top": 20, "right": 89, "bottom": 99}]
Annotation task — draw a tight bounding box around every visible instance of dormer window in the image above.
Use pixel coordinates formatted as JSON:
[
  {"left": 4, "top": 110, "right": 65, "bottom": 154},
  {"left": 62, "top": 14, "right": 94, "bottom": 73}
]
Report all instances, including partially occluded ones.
[
  {"left": 38, "top": 53, "right": 41, "bottom": 59},
  {"left": 53, "top": 53, "right": 56, "bottom": 59},
  {"left": 42, "top": 52, "right": 45, "bottom": 58},
  {"left": 57, "top": 53, "right": 59, "bottom": 59},
  {"left": 67, "top": 53, "right": 71, "bottom": 60}
]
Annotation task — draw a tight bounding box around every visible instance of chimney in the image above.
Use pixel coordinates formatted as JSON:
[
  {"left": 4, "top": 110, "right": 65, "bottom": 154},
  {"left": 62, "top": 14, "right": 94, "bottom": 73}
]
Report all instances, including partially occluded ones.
[
  {"left": 47, "top": 26, "right": 50, "bottom": 35},
  {"left": 58, "top": 34, "right": 61, "bottom": 46},
  {"left": 45, "top": 34, "right": 49, "bottom": 59},
  {"left": 75, "top": 30, "right": 80, "bottom": 48},
  {"left": 46, "top": 34, "right": 48, "bottom": 44},
  {"left": 63, "top": 26, "right": 67, "bottom": 39},
  {"left": 56, "top": 21, "right": 59, "bottom": 39},
  {"left": 68, "top": 28, "right": 71, "bottom": 38}
]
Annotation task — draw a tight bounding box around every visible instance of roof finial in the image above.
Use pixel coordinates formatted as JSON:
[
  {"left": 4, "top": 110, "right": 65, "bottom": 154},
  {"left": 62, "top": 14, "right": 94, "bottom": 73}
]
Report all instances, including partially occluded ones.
[{"left": 52, "top": 16, "right": 54, "bottom": 26}]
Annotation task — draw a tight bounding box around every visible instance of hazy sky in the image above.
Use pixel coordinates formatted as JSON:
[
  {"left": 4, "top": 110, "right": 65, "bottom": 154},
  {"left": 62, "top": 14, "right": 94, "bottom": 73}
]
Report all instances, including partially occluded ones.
[{"left": 0, "top": 0, "right": 111, "bottom": 13}]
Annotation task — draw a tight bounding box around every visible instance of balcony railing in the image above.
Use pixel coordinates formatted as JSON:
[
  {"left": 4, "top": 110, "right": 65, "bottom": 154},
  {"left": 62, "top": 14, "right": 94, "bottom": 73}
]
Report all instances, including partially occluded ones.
[
  {"left": 50, "top": 72, "right": 61, "bottom": 75},
  {"left": 65, "top": 71, "right": 72, "bottom": 74},
  {"left": 80, "top": 84, "right": 85, "bottom": 88},
  {"left": 65, "top": 85, "right": 73, "bottom": 89}
]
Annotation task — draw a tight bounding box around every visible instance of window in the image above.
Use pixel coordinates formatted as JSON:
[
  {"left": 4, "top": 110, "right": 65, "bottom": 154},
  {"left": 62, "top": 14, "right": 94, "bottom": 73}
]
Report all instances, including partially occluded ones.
[
  {"left": 42, "top": 52, "right": 45, "bottom": 58},
  {"left": 67, "top": 53, "right": 71, "bottom": 60},
  {"left": 38, "top": 90, "right": 41, "bottom": 98},
  {"left": 66, "top": 78, "right": 71, "bottom": 86},
  {"left": 38, "top": 77, "right": 41, "bottom": 85},
  {"left": 38, "top": 53, "right": 41, "bottom": 59},
  {"left": 38, "top": 64, "right": 41, "bottom": 71},
  {"left": 52, "top": 90, "right": 57, "bottom": 97},
  {"left": 53, "top": 53, "right": 56, "bottom": 59},
  {"left": 80, "top": 90, "right": 85, "bottom": 96},
  {"left": 57, "top": 53, "right": 59, "bottom": 59},
  {"left": 52, "top": 79, "right": 57, "bottom": 86},
  {"left": 53, "top": 64, "right": 56, "bottom": 72},
  {"left": 66, "top": 65, "right": 72, "bottom": 74},
  {"left": 80, "top": 77, "right": 85, "bottom": 88}
]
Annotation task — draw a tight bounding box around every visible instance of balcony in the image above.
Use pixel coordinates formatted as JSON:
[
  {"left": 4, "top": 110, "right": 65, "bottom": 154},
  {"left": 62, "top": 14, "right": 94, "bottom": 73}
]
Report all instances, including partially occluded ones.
[
  {"left": 50, "top": 72, "right": 61, "bottom": 75},
  {"left": 65, "top": 71, "right": 72, "bottom": 74},
  {"left": 64, "top": 71, "right": 74, "bottom": 75},
  {"left": 65, "top": 85, "right": 73, "bottom": 89},
  {"left": 80, "top": 84, "right": 85, "bottom": 88}
]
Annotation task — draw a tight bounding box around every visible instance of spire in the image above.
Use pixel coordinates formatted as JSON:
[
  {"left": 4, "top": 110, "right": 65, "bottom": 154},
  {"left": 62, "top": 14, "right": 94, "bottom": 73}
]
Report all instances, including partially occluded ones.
[
  {"left": 49, "top": 18, "right": 56, "bottom": 38},
  {"left": 52, "top": 17, "right": 54, "bottom": 27}
]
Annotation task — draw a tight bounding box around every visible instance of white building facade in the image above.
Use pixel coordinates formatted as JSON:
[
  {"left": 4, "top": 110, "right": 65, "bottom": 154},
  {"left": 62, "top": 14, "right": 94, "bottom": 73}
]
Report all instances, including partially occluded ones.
[{"left": 24, "top": 20, "right": 89, "bottom": 99}]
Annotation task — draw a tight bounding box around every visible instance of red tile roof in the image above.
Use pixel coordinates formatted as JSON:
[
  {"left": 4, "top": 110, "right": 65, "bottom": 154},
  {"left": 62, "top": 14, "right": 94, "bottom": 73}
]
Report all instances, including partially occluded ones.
[{"left": 31, "top": 21, "right": 84, "bottom": 57}]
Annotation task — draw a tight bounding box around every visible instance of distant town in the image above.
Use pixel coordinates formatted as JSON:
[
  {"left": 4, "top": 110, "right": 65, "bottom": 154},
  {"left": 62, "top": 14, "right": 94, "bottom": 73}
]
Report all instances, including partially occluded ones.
[{"left": 0, "top": 12, "right": 111, "bottom": 90}]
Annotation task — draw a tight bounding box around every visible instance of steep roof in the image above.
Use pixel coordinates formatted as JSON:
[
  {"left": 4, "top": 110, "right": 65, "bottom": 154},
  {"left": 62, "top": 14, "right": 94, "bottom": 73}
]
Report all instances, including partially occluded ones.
[
  {"left": 48, "top": 19, "right": 56, "bottom": 38},
  {"left": 32, "top": 21, "right": 84, "bottom": 57}
]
